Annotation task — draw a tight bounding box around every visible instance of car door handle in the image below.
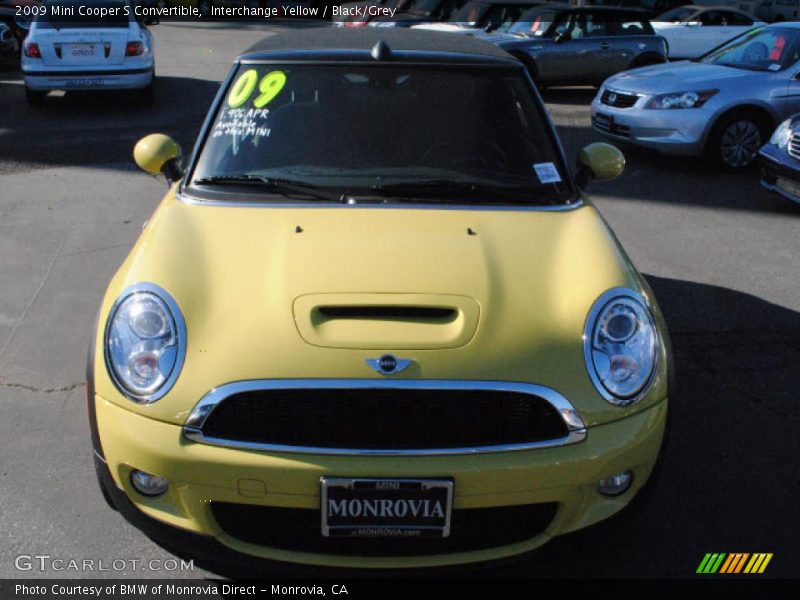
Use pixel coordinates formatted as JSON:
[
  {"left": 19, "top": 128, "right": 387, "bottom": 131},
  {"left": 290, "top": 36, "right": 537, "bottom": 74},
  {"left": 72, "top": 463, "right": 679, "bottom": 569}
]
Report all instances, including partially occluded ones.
[{"left": 600, "top": 42, "right": 612, "bottom": 49}]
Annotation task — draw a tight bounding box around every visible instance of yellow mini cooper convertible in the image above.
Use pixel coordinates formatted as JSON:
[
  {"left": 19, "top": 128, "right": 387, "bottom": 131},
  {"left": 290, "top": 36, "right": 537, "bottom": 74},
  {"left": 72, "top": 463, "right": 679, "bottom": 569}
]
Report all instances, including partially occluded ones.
[{"left": 88, "top": 29, "right": 671, "bottom": 571}]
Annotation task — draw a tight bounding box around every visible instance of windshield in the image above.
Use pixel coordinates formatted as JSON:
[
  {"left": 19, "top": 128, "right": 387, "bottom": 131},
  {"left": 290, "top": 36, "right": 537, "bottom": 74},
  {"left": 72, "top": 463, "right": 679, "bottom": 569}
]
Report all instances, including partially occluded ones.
[
  {"left": 508, "top": 8, "right": 556, "bottom": 36},
  {"left": 701, "top": 27, "right": 800, "bottom": 71},
  {"left": 654, "top": 7, "right": 697, "bottom": 22},
  {"left": 448, "top": 2, "right": 489, "bottom": 24},
  {"left": 190, "top": 64, "right": 574, "bottom": 205},
  {"left": 37, "top": 0, "right": 130, "bottom": 29}
]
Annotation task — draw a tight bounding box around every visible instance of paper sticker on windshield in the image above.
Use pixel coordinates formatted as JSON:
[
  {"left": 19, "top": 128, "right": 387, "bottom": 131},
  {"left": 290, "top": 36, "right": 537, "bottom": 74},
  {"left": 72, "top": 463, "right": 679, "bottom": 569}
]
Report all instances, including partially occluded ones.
[
  {"left": 534, "top": 163, "right": 561, "bottom": 184},
  {"left": 768, "top": 63, "right": 781, "bottom": 71},
  {"left": 213, "top": 108, "right": 271, "bottom": 139}
]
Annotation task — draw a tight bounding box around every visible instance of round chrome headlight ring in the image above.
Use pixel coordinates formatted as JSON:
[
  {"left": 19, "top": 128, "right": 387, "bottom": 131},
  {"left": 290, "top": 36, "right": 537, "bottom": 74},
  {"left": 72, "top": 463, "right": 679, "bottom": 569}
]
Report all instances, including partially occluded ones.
[
  {"left": 583, "top": 287, "right": 658, "bottom": 407},
  {"left": 104, "top": 283, "right": 186, "bottom": 404}
]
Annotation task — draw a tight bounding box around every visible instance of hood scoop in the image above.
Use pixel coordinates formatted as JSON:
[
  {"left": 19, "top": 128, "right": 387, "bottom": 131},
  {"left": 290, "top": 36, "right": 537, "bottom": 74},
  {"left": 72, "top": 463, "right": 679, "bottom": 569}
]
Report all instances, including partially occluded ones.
[
  {"left": 293, "top": 294, "right": 480, "bottom": 350},
  {"left": 316, "top": 305, "right": 456, "bottom": 321}
]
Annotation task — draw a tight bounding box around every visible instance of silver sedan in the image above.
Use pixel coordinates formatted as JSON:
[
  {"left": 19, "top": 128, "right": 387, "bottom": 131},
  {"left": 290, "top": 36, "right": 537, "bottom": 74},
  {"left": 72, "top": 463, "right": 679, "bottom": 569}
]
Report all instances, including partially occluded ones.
[{"left": 591, "top": 23, "right": 800, "bottom": 171}]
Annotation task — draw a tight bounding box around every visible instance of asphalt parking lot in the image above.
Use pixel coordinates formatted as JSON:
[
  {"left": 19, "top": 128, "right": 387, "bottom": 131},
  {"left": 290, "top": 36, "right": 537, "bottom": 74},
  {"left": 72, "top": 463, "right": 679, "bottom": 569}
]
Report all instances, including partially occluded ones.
[{"left": 0, "top": 22, "right": 798, "bottom": 579}]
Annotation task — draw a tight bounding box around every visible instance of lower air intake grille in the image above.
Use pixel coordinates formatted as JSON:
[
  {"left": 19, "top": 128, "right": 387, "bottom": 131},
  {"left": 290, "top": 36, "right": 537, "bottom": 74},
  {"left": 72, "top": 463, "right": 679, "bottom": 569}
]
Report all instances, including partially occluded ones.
[{"left": 211, "top": 502, "right": 558, "bottom": 556}]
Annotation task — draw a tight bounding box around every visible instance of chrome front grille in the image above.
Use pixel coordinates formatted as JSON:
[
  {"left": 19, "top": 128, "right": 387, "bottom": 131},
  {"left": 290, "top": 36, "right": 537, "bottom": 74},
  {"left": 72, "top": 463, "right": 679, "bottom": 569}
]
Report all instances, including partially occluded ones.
[
  {"left": 183, "top": 379, "right": 587, "bottom": 455},
  {"left": 788, "top": 132, "right": 800, "bottom": 160},
  {"left": 601, "top": 89, "right": 639, "bottom": 109}
]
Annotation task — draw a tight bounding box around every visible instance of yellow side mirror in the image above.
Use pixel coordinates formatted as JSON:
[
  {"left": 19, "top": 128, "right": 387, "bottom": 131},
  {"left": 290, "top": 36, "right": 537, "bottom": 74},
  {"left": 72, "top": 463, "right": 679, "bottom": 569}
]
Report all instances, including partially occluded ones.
[
  {"left": 133, "top": 133, "right": 182, "bottom": 176},
  {"left": 577, "top": 142, "right": 625, "bottom": 183}
]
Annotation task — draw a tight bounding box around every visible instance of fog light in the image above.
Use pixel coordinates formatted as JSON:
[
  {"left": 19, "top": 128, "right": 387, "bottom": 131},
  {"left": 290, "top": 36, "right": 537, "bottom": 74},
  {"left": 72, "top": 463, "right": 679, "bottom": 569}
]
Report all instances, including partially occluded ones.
[
  {"left": 130, "top": 470, "right": 168, "bottom": 496},
  {"left": 597, "top": 470, "right": 633, "bottom": 497}
]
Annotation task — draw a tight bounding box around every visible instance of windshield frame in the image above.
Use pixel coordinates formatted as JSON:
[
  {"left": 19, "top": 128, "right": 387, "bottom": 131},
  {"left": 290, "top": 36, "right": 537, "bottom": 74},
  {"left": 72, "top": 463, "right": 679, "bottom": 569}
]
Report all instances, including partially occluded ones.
[
  {"left": 697, "top": 25, "right": 800, "bottom": 71},
  {"left": 179, "top": 59, "right": 580, "bottom": 210}
]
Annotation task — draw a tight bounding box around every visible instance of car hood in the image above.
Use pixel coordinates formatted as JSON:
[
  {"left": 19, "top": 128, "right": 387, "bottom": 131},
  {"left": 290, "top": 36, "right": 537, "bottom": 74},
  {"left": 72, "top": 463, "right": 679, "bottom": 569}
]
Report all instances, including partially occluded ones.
[
  {"left": 94, "top": 190, "right": 669, "bottom": 428},
  {"left": 606, "top": 61, "right": 763, "bottom": 94}
]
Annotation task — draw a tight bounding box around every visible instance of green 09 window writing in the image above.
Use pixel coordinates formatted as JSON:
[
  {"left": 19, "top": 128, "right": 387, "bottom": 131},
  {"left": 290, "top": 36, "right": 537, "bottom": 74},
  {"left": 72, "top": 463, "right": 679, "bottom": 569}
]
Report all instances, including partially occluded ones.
[{"left": 228, "top": 69, "right": 287, "bottom": 108}]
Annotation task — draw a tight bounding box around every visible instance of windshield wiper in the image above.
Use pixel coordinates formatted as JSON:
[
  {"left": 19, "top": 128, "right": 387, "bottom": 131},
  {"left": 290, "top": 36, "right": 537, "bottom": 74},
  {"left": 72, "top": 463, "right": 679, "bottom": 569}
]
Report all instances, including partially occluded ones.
[
  {"left": 370, "top": 179, "right": 542, "bottom": 204},
  {"left": 192, "top": 174, "right": 343, "bottom": 202}
]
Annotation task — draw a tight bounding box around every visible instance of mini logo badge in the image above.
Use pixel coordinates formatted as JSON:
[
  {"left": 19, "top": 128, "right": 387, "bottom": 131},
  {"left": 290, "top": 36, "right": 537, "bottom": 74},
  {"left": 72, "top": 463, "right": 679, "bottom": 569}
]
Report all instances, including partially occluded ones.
[{"left": 366, "top": 355, "right": 411, "bottom": 375}]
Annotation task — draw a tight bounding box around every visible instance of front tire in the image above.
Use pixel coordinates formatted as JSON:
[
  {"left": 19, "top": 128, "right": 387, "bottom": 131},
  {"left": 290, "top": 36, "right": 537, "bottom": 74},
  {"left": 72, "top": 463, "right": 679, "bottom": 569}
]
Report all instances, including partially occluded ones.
[
  {"left": 24, "top": 86, "right": 46, "bottom": 106},
  {"left": 707, "top": 110, "right": 770, "bottom": 172}
]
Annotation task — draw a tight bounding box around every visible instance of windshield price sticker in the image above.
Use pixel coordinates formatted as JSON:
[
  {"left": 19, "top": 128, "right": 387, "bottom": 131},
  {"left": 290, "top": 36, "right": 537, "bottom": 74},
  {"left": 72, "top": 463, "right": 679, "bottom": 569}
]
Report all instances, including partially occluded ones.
[
  {"left": 534, "top": 162, "right": 562, "bottom": 184},
  {"left": 212, "top": 108, "right": 271, "bottom": 139},
  {"left": 228, "top": 69, "right": 287, "bottom": 108}
]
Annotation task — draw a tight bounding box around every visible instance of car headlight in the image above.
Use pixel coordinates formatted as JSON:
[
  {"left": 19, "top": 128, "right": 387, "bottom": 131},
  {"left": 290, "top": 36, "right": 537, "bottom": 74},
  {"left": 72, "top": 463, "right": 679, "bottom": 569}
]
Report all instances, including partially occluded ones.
[
  {"left": 584, "top": 288, "right": 658, "bottom": 405},
  {"left": 104, "top": 283, "right": 186, "bottom": 403},
  {"left": 769, "top": 118, "right": 793, "bottom": 148},
  {"left": 645, "top": 89, "right": 718, "bottom": 109}
]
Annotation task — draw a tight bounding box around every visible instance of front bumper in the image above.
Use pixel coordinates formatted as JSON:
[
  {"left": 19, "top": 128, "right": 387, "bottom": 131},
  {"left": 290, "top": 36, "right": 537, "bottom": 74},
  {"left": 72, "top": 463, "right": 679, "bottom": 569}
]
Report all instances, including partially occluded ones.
[
  {"left": 22, "top": 66, "right": 153, "bottom": 91},
  {"left": 94, "top": 392, "right": 667, "bottom": 569},
  {"left": 590, "top": 92, "right": 712, "bottom": 156},
  {"left": 758, "top": 145, "right": 800, "bottom": 205}
]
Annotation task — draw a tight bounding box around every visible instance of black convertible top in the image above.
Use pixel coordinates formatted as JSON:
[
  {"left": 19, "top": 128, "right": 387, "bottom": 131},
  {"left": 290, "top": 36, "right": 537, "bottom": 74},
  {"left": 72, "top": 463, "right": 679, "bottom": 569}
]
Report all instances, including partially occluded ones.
[{"left": 240, "top": 28, "right": 518, "bottom": 64}]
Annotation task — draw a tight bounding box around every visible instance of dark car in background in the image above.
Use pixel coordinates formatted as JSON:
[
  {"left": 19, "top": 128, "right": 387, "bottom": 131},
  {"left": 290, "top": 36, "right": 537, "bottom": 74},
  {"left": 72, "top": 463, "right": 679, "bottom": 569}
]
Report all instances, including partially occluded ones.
[
  {"left": 412, "top": 0, "right": 543, "bottom": 34},
  {"left": 369, "top": 0, "right": 466, "bottom": 27},
  {"left": 759, "top": 116, "right": 800, "bottom": 204},
  {"left": 0, "top": 0, "right": 39, "bottom": 49},
  {"left": 583, "top": 0, "right": 687, "bottom": 20},
  {"left": 0, "top": 20, "right": 19, "bottom": 67},
  {"left": 338, "top": 0, "right": 406, "bottom": 27},
  {"left": 490, "top": 5, "right": 667, "bottom": 86}
]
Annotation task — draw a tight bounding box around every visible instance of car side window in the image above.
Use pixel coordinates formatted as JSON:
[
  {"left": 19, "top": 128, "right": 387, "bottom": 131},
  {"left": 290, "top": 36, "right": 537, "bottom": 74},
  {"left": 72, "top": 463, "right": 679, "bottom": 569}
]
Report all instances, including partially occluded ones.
[
  {"left": 571, "top": 13, "right": 613, "bottom": 38},
  {"left": 700, "top": 11, "right": 724, "bottom": 25},
  {"left": 499, "top": 6, "right": 524, "bottom": 30},
  {"left": 549, "top": 13, "right": 572, "bottom": 37},
  {"left": 483, "top": 5, "right": 505, "bottom": 29},
  {"left": 615, "top": 18, "right": 646, "bottom": 35},
  {"left": 723, "top": 12, "right": 753, "bottom": 25}
]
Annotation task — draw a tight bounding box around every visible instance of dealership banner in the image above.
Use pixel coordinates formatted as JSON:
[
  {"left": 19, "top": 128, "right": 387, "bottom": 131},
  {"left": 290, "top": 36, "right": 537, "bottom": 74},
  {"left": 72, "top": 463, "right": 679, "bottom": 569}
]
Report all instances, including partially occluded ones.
[{"left": 0, "top": 579, "right": 791, "bottom": 599}]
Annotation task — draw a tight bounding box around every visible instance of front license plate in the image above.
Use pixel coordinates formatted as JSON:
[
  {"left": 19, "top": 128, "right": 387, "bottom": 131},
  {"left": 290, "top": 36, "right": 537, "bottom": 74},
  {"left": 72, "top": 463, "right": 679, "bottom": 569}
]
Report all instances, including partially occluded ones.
[
  {"left": 66, "top": 79, "right": 106, "bottom": 88},
  {"left": 321, "top": 477, "right": 453, "bottom": 538},
  {"left": 70, "top": 43, "right": 96, "bottom": 57}
]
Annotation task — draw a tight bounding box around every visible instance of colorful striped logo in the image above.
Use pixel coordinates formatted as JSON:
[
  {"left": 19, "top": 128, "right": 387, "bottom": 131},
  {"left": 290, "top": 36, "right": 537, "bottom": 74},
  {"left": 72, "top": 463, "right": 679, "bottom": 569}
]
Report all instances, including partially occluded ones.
[{"left": 696, "top": 553, "right": 773, "bottom": 574}]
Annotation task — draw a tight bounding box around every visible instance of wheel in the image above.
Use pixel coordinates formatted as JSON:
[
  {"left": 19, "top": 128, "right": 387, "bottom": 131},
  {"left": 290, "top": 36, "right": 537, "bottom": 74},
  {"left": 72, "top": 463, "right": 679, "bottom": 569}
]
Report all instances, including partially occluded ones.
[
  {"left": 707, "top": 111, "right": 770, "bottom": 172},
  {"left": 24, "top": 86, "right": 46, "bottom": 106}
]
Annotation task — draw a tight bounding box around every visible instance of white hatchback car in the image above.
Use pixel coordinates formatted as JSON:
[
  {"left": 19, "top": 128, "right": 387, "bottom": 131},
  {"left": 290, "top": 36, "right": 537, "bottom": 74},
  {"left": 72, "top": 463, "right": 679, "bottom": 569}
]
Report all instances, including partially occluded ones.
[{"left": 21, "top": 0, "right": 155, "bottom": 105}]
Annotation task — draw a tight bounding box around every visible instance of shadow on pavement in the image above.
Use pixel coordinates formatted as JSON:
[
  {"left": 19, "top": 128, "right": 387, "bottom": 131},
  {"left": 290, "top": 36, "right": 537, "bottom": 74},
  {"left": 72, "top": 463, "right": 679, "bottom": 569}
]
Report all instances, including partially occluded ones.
[
  {"left": 0, "top": 75, "right": 221, "bottom": 170},
  {"left": 105, "top": 276, "right": 799, "bottom": 579},
  {"left": 539, "top": 87, "right": 598, "bottom": 106},
  {"left": 554, "top": 123, "right": 800, "bottom": 215},
  {"left": 491, "top": 274, "right": 800, "bottom": 578}
]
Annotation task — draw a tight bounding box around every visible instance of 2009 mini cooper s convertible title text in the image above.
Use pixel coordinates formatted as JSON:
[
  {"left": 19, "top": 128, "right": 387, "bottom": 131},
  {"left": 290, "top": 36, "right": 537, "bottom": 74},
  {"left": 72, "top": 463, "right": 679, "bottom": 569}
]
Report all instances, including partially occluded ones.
[{"left": 88, "top": 29, "right": 671, "bottom": 571}]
